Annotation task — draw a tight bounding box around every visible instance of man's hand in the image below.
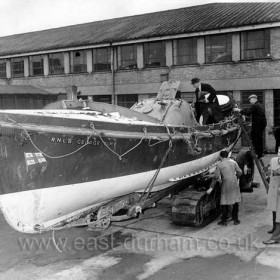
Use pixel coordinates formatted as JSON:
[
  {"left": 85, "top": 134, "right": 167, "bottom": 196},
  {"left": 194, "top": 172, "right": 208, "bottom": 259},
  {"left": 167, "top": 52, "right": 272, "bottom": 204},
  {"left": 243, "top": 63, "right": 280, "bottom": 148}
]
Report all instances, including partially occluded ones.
[
  {"left": 206, "top": 188, "right": 213, "bottom": 195},
  {"left": 233, "top": 108, "right": 241, "bottom": 112}
]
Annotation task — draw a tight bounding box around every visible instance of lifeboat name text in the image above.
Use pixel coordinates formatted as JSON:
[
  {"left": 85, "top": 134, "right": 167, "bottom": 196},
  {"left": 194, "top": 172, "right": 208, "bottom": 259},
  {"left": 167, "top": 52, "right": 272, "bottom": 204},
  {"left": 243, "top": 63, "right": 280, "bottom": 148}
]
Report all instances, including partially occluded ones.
[{"left": 51, "top": 137, "right": 114, "bottom": 146}]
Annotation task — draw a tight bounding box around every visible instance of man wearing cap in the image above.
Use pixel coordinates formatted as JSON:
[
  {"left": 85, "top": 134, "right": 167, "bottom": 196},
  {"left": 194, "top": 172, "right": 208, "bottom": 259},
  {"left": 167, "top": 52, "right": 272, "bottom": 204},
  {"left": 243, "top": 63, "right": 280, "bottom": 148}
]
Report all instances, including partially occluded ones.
[
  {"left": 233, "top": 94, "right": 267, "bottom": 158},
  {"left": 191, "top": 77, "right": 224, "bottom": 124}
]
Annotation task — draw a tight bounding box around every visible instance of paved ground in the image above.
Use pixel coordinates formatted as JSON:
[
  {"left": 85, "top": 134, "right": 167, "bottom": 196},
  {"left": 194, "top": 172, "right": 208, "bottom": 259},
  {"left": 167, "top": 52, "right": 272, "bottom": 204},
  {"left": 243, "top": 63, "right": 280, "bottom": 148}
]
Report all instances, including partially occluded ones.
[{"left": 0, "top": 155, "right": 280, "bottom": 280}]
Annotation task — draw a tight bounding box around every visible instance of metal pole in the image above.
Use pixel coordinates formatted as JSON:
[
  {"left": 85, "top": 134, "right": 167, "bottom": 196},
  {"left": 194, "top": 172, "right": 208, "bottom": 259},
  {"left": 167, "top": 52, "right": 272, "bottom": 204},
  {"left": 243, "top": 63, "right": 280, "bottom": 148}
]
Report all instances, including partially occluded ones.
[{"left": 111, "top": 44, "right": 115, "bottom": 105}]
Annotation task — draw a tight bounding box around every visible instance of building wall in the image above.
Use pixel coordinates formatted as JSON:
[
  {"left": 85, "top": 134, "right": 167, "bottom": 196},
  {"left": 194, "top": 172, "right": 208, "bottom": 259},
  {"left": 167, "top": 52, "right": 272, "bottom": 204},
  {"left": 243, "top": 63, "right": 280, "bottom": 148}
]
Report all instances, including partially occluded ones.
[{"left": 1, "top": 27, "right": 280, "bottom": 151}]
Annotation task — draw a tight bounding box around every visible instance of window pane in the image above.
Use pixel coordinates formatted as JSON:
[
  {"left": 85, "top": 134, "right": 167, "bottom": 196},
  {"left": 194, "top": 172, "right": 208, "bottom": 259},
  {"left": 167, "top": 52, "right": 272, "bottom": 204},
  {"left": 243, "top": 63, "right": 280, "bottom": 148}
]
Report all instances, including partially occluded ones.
[
  {"left": 118, "top": 45, "right": 137, "bottom": 70},
  {"left": 70, "top": 50, "right": 87, "bottom": 73},
  {"left": 241, "top": 30, "right": 270, "bottom": 60},
  {"left": 174, "top": 38, "right": 197, "bottom": 65},
  {"left": 205, "top": 34, "right": 232, "bottom": 63},
  {"left": 11, "top": 58, "right": 24, "bottom": 77},
  {"left": 93, "top": 48, "right": 111, "bottom": 71},
  {"left": 92, "top": 95, "right": 112, "bottom": 103},
  {"left": 144, "top": 41, "right": 166, "bottom": 67},
  {"left": 117, "top": 94, "right": 138, "bottom": 108},
  {"left": 29, "top": 55, "right": 44, "bottom": 76},
  {"left": 49, "top": 53, "right": 64, "bottom": 75},
  {"left": 0, "top": 59, "right": 6, "bottom": 78}
]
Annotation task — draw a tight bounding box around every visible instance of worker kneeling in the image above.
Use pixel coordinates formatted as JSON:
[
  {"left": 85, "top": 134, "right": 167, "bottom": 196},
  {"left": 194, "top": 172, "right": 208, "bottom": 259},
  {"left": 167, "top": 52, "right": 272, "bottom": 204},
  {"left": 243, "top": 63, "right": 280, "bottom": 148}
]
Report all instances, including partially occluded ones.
[{"left": 207, "top": 150, "right": 242, "bottom": 226}]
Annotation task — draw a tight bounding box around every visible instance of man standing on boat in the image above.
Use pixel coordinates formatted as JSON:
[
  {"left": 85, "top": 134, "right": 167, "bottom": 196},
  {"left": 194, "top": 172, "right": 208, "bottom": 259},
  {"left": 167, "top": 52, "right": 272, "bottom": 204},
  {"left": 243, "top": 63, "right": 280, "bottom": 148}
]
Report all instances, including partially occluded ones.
[
  {"left": 233, "top": 94, "right": 267, "bottom": 159},
  {"left": 191, "top": 77, "right": 224, "bottom": 125},
  {"left": 207, "top": 150, "right": 242, "bottom": 226}
]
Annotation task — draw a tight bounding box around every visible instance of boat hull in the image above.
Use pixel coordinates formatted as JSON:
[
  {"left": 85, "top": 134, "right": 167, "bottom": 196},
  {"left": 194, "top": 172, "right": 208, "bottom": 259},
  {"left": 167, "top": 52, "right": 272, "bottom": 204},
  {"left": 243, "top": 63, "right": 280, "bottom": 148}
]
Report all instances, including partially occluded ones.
[{"left": 0, "top": 110, "right": 239, "bottom": 233}]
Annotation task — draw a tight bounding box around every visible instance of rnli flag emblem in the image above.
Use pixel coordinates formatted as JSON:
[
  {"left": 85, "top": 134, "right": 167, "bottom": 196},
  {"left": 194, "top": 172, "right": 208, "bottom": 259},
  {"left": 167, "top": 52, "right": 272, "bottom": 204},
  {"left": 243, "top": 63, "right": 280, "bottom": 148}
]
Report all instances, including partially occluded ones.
[{"left": 24, "top": 152, "right": 47, "bottom": 172}]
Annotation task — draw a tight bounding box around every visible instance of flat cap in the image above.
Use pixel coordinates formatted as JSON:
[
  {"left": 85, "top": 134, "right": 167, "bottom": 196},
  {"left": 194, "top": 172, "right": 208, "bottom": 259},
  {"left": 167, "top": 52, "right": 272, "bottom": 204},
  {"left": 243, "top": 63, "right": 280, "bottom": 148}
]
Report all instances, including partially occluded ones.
[
  {"left": 248, "top": 94, "right": 258, "bottom": 100},
  {"left": 191, "top": 77, "right": 200, "bottom": 84}
]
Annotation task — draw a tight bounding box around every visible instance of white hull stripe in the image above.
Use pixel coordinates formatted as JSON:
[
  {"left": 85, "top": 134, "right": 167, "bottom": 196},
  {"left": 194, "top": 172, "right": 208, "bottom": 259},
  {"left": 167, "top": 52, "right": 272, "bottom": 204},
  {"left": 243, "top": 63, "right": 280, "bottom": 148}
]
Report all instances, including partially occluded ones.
[{"left": 0, "top": 148, "right": 231, "bottom": 233}]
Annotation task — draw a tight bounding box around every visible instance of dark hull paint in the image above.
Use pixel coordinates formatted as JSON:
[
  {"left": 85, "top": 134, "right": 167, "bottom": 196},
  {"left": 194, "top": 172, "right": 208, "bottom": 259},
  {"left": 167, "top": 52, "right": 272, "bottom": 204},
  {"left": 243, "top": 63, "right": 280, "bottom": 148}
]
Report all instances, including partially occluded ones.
[{"left": 0, "top": 111, "right": 239, "bottom": 195}]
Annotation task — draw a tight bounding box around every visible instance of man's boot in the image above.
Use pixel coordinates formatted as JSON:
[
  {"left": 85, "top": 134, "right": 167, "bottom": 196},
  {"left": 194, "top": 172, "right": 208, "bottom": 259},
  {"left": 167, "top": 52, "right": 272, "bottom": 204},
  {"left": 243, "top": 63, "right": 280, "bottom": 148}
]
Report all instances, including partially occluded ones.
[{"left": 268, "top": 211, "right": 276, "bottom": 234}]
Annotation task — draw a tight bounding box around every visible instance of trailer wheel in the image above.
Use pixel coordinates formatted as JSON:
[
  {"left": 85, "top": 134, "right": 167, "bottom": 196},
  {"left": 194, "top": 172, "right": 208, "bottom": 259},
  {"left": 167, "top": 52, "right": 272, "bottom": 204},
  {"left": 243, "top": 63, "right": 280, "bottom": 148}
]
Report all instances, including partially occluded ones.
[{"left": 235, "top": 149, "right": 254, "bottom": 192}]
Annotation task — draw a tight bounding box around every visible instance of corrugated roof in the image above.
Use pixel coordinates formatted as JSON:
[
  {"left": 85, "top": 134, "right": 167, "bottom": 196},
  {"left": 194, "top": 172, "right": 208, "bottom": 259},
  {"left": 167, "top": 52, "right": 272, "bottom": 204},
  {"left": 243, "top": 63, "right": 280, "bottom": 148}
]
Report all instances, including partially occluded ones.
[
  {"left": 0, "top": 2, "right": 280, "bottom": 56},
  {"left": 0, "top": 85, "right": 55, "bottom": 95}
]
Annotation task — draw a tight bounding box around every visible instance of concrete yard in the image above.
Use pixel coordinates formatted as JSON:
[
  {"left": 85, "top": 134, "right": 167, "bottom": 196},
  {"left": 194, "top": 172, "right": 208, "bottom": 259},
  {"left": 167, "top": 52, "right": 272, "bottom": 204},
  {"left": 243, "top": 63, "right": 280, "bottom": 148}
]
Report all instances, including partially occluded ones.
[{"left": 0, "top": 155, "right": 280, "bottom": 280}]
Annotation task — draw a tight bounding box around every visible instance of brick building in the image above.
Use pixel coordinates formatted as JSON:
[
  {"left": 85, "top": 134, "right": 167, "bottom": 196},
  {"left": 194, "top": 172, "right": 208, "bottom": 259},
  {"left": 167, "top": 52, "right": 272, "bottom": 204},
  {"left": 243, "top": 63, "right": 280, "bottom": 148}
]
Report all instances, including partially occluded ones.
[{"left": 0, "top": 2, "right": 280, "bottom": 151}]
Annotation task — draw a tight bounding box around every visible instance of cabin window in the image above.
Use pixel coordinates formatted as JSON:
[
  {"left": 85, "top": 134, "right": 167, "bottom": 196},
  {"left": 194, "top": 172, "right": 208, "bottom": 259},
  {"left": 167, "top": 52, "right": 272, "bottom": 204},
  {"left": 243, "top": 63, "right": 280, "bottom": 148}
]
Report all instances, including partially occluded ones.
[
  {"left": 93, "top": 48, "right": 111, "bottom": 71},
  {"left": 118, "top": 45, "right": 137, "bottom": 70},
  {"left": 11, "top": 57, "right": 24, "bottom": 77},
  {"left": 144, "top": 41, "right": 166, "bottom": 67},
  {"left": 92, "top": 95, "right": 112, "bottom": 104},
  {"left": 205, "top": 34, "right": 232, "bottom": 63},
  {"left": 117, "top": 95, "right": 138, "bottom": 108},
  {"left": 70, "top": 50, "right": 87, "bottom": 73},
  {"left": 49, "top": 53, "right": 64, "bottom": 75},
  {"left": 173, "top": 38, "right": 197, "bottom": 65},
  {"left": 0, "top": 59, "right": 6, "bottom": 78},
  {"left": 241, "top": 29, "right": 270, "bottom": 60},
  {"left": 29, "top": 55, "right": 44, "bottom": 76}
]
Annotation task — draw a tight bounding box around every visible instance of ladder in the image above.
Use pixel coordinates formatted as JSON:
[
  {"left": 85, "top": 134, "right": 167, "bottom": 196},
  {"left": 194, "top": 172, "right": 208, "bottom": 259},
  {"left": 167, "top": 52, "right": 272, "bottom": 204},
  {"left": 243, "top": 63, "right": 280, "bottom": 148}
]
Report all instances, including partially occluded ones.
[{"left": 232, "top": 105, "right": 269, "bottom": 192}]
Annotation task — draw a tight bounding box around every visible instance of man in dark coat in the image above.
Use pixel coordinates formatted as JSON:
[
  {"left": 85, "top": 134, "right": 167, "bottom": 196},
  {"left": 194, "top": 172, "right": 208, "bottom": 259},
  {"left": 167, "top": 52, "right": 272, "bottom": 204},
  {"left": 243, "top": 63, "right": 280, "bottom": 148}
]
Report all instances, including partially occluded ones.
[
  {"left": 273, "top": 123, "right": 280, "bottom": 154},
  {"left": 233, "top": 94, "right": 267, "bottom": 159},
  {"left": 191, "top": 77, "right": 224, "bottom": 124}
]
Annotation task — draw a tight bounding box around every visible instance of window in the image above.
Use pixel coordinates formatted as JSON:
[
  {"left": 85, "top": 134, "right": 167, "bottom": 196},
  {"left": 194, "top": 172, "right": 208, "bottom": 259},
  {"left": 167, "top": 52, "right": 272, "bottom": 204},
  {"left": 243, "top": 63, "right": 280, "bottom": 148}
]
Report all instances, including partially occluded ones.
[
  {"left": 11, "top": 57, "right": 24, "bottom": 77},
  {"left": 205, "top": 34, "right": 232, "bottom": 63},
  {"left": 117, "top": 95, "right": 138, "bottom": 108},
  {"left": 0, "top": 94, "right": 58, "bottom": 109},
  {"left": 93, "top": 48, "right": 111, "bottom": 71},
  {"left": 144, "top": 41, "right": 166, "bottom": 67},
  {"left": 174, "top": 38, "right": 197, "bottom": 65},
  {"left": 241, "top": 29, "right": 270, "bottom": 60},
  {"left": 92, "top": 95, "right": 112, "bottom": 104},
  {"left": 0, "top": 59, "right": 6, "bottom": 78},
  {"left": 49, "top": 53, "right": 64, "bottom": 75},
  {"left": 70, "top": 50, "right": 87, "bottom": 73},
  {"left": 118, "top": 45, "right": 137, "bottom": 70},
  {"left": 29, "top": 55, "right": 44, "bottom": 76}
]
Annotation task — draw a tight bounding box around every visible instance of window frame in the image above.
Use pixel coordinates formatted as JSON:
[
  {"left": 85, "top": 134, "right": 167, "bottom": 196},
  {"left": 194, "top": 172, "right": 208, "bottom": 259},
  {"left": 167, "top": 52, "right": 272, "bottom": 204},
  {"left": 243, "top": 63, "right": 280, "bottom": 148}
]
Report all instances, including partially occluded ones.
[
  {"left": 11, "top": 57, "right": 25, "bottom": 78},
  {"left": 205, "top": 34, "right": 232, "bottom": 63},
  {"left": 70, "top": 50, "right": 87, "bottom": 73},
  {"left": 29, "top": 55, "right": 44, "bottom": 77},
  {"left": 92, "top": 95, "right": 112, "bottom": 104},
  {"left": 117, "top": 94, "right": 138, "bottom": 108},
  {"left": 173, "top": 38, "right": 197, "bottom": 65},
  {"left": 92, "top": 48, "right": 111, "bottom": 72},
  {"left": 240, "top": 29, "right": 270, "bottom": 60},
  {"left": 0, "top": 59, "right": 6, "bottom": 78},
  {"left": 144, "top": 41, "right": 166, "bottom": 68},
  {"left": 49, "top": 53, "right": 65, "bottom": 75},
  {"left": 118, "top": 45, "right": 137, "bottom": 70}
]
